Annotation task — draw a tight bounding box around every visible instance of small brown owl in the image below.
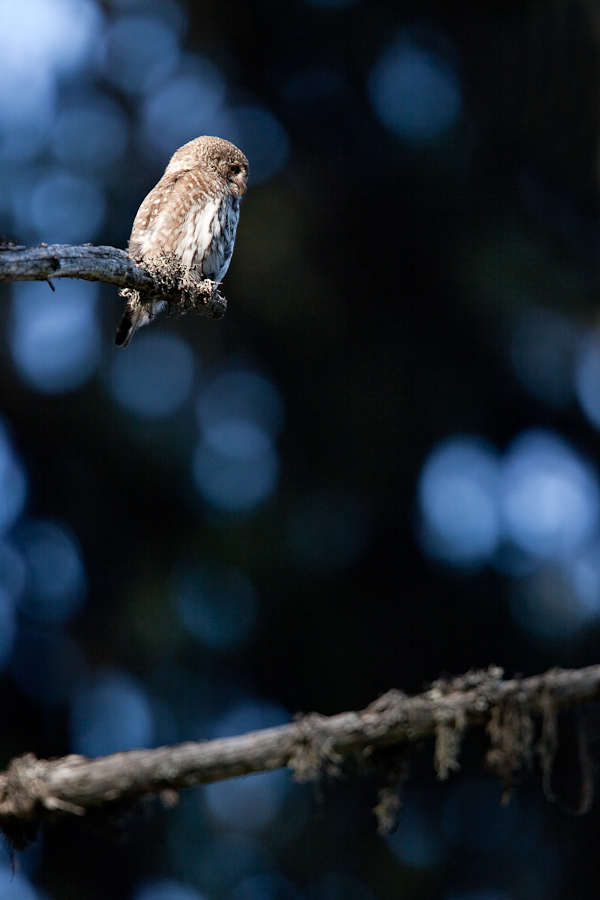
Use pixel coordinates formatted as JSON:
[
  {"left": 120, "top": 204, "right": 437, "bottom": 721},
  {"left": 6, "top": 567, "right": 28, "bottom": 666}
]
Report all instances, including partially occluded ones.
[{"left": 115, "top": 135, "right": 249, "bottom": 347}]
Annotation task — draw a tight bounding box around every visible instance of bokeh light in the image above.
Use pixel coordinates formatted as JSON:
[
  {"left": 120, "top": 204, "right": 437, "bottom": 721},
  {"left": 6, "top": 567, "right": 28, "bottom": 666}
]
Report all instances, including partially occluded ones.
[
  {"left": 106, "top": 0, "right": 185, "bottom": 22},
  {"left": 110, "top": 331, "right": 196, "bottom": 418},
  {"left": 575, "top": 331, "right": 600, "bottom": 430},
  {"left": 193, "top": 368, "right": 283, "bottom": 512},
  {"left": 500, "top": 429, "right": 599, "bottom": 560},
  {"left": 418, "top": 429, "right": 600, "bottom": 579},
  {"left": 418, "top": 436, "right": 501, "bottom": 566},
  {"left": 369, "top": 30, "right": 462, "bottom": 141},
  {"left": 14, "top": 518, "right": 87, "bottom": 623},
  {"left": 418, "top": 426, "right": 600, "bottom": 639},
  {"left": 10, "top": 279, "right": 101, "bottom": 393},
  {"left": 102, "top": 13, "right": 180, "bottom": 95},
  {"left": 0, "top": 540, "right": 27, "bottom": 602},
  {"left": 220, "top": 106, "right": 291, "bottom": 185},
  {"left": 193, "top": 425, "right": 279, "bottom": 512},
  {"left": 0, "top": 0, "right": 102, "bottom": 82},
  {"left": 200, "top": 701, "right": 291, "bottom": 831},
  {"left": 0, "top": 74, "right": 55, "bottom": 163},
  {"left": 204, "top": 769, "right": 289, "bottom": 832},
  {"left": 51, "top": 97, "right": 130, "bottom": 174},
  {"left": 14, "top": 168, "right": 106, "bottom": 243},
  {"left": 197, "top": 370, "right": 284, "bottom": 438},
  {"left": 0, "top": 420, "right": 28, "bottom": 534},
  {"left": 208, "top": 698, "right": 290, "bottom": 740},
  {"left": 141, "top": 58, "right": 227, "bottom": 159},
  {"left": 0, "top": 863, "right": 41, "bottom": 900},
  {"left": 0, "top": 0, "right": 106, "bottom": 212},
  {"left": 70, "top": 668, "right": 155, "bottom": 755}
]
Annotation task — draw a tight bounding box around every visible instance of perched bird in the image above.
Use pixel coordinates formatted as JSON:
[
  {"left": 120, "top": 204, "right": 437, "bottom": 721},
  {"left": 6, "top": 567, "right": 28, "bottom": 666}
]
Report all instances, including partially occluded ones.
[{"left": 115, "top": 135, "right": 249, "bottom": 347}]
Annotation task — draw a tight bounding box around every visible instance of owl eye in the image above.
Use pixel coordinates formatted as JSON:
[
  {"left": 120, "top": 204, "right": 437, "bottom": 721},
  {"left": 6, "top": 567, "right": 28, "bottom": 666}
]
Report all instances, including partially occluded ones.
[{"left": 229, "top": 164, "right": 241, "bottom": 175}]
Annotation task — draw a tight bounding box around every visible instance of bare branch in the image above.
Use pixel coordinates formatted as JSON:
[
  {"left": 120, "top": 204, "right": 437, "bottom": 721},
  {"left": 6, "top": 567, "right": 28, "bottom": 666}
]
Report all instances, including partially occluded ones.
[
  {"left": 1, "top": 664, "right": 599, "bottom": 828},
  {"left": 0, "top": 243, "right": 227, "bottom": 319}
]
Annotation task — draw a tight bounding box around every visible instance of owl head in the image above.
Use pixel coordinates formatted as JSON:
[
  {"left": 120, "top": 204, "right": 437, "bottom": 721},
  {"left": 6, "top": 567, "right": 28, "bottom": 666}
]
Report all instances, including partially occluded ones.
[{"left": 165, "top": 135, "right": 249, "bottom": 197}]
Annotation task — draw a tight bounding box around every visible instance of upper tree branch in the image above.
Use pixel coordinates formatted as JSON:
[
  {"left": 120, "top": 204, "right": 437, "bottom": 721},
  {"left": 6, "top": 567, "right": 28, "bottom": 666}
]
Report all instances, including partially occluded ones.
[
  {"left": 0, "top": 243, "right": 227, "bottom": 319},
  {"left": 1, "top": 664, "right": 599, "bottom": 828}
]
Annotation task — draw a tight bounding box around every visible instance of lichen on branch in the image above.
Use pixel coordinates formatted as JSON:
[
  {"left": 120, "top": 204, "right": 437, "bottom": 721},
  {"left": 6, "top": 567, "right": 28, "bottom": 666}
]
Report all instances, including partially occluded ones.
[
  {"left": 0, "top": 663, "right": 599, "bottom": 839},
  {"left": 0, "top": 243, "right": 227, "bottom": 320}
]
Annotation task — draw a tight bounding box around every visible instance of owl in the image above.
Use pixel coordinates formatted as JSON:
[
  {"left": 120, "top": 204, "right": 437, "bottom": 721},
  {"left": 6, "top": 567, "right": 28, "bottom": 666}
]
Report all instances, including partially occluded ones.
[{"left": 115, "top": 135, "right": 249, "bottom": 347}]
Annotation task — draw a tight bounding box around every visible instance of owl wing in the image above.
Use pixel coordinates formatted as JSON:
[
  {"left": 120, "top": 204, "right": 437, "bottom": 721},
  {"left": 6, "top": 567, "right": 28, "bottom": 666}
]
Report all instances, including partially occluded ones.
[{"left": 128, "top": 170, "right": 219, "bottom": 268}]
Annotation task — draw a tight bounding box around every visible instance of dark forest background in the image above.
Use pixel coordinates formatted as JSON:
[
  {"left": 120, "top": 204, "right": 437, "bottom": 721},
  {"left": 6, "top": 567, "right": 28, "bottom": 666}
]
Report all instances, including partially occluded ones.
[{"left": 1, "top": 0, "right": 600, "bottom": 898}]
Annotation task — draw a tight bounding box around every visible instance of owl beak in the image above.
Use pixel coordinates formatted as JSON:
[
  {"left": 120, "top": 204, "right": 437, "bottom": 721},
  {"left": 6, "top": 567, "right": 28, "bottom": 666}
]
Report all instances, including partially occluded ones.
[{"left": 238, "top": 181, "right": 247, "bottom": 196}]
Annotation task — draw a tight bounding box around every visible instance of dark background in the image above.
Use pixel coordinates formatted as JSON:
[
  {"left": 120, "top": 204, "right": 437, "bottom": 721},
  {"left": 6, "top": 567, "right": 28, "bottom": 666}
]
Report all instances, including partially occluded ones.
[{"left": 1, "top": 1, "right": 600, "bottom": 898}]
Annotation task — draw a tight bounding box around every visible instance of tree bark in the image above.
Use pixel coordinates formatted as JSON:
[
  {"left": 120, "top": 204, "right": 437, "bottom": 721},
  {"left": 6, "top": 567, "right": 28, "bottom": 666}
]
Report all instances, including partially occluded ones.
[
  {"left": 0, "top": 243, "right": 227, "bottom": 319},
  {"left": 0, "top": 664, "right": 598, "bottom": 828}
]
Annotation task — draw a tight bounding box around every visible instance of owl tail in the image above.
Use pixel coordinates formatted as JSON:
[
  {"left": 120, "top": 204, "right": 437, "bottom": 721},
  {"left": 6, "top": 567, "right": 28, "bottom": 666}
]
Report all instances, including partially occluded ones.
[
  {"left": 114, "top": 308, "right": 136, "bottom": 347},
  {"left": 114, "top": 290, "right": 159, "bottom": 348}
]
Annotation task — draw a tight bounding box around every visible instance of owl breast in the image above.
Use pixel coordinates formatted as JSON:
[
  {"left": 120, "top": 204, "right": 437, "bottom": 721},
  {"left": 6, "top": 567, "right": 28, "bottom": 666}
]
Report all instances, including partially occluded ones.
[{"left": 176, "top": 194, "right": 240, "bottom": 283}]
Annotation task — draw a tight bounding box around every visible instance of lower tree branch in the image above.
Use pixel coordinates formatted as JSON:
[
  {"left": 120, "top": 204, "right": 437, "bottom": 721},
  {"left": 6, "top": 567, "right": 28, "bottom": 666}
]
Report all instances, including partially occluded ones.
[
  {"left": 1, "top": 664, "right": 599, "bottom": 829},
  {"left": 0, "top": 243, "right": 227, "bottom": 319}
]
